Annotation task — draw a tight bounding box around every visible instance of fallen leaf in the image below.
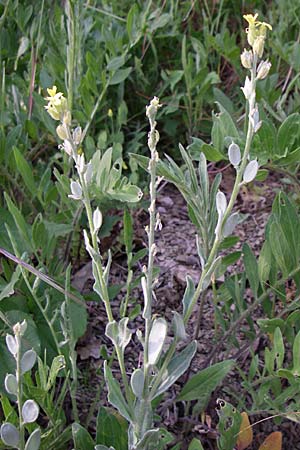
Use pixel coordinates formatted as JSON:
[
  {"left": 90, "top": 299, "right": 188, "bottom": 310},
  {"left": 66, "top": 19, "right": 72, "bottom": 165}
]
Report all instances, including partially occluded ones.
[
  {"left": 236, "top": 412, "right": 253, "bottom": 450},
  {"left": 258, "top": 431, "right": 282, "bottom": 450}
]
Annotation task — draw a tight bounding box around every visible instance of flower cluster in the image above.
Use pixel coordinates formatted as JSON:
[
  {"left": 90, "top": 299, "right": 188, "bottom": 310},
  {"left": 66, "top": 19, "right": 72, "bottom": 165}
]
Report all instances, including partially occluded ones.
[
  {"left": 45, "top": 86, "right": 92, "bottom": 202},
  {"left": 243, "top": 13, "right": 272, "bottom": 56},
  {"left": 44, "top": 86, "right": 69, "bottom": 122},
  {"left": 241, "top": 13, "right": 272, "bottom": 79}
]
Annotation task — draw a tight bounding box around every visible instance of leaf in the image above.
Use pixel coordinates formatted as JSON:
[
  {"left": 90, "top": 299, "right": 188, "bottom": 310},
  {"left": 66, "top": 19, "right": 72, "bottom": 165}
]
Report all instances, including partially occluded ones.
[
  {"left": 273, "top": 327, "right": 284, "bottom": 369},
  {"left": 188, "top": 138, "right": 225, "bottom": 162},
  {"left": 105, "top": 318, "right": 132, "bottom": 353},
  {"left": 243, "top": 244, "right": 259, "bottom": 297},
  {"left": 211, "top": 102, "right": 240, "bottom": 154},
  {"left": 182, "top": 276, "right": 195, "bottom": 319},
  {"left": 14, "top": 147, "right": 36, "bottom": 197},
  {"left": 15, "top": 36, "right": 30, "bottom": 70},
  {"left": 258, "top": 431, "right": 282, "bottom": 450},
  {"left": 133, "top": 428, "right": 160, "bottom": 450},
  {"left": 178, "top": 360, "right": 234, "bottom": 402},
  {"left": 72, "top": 423, "right": 95, "bottom": 450},
  {"left": 188, "top": 438, "right": 205, "bottom": 450},
  {"left": 243, "top": 160, "right": 258, "bottom": 183},
  {"left": 104, "top": 362, "right": 133, "bottom": 422},
  {"left": 172, "top": 311, "right": 186, "bottom": 341},
  {"left": 277, "top": 113, "right": 300, "bottom": 156},
  {"left": 152, "top": 341, "right": 197, "bottom": 399},
  {"left": 217, "top": 399, "right": 242, "bottom": 450},
  {"left": 21, "top": 349, "right": 37, "bottom": 374},
  {"left": 258, "top": 241, "right": 273, "bottom": 283},
  {"left": 109, "top": 68, "right": 132, "bottom": 85},
  {"left": 274, "top": 146, "right": 300, "bottom": 166},
  {"left": 236, "top": 412, "right": 253, "bottom": 450},
  {"left": 292, "top": 330, "right": 300, "bottom": 375},
  {"left": 148, "top": 318, "right": 168, "bottom": 365},
  {"left": 22, "top": 400, "right": 39, "bottom": 423},
  {"left": 5, "top": 374, "right": 18, "bottom": 396},
  {"left": 130, "top": 369, "right": 144, "bottom": 398},
  {"left": 4, "top": 193, "right": 33, "bottom": 252},
  {"left": 96, "top": 407, "right": 127, "bottom": 450},
  {"left": 0, "top": 422, "right": 20, "bottom": 447},
  {"left": 107, "top": 55, "right": 126, "bottom": 71},
  {"left": 24, "top": 428, "right": 41, "bottom": 450}
]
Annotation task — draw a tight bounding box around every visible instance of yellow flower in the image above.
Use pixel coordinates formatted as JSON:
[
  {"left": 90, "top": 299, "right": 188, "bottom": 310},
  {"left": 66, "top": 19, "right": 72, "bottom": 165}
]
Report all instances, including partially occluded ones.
[
  {"left": 243, "top": 13, "right": 259, "bottom": 26},
  {"left": 243, "top": 13, "right": 272, "bottom": 48},
  {"left": 45, "top": 85, "right": 68, "bottom": 121}
]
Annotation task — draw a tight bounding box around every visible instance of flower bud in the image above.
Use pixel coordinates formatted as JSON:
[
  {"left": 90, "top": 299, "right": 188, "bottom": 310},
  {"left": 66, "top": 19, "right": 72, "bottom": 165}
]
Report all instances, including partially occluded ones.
[
  {"left": 68, "top": 180, "right": 82, "bottom": 200},
  {"left": 240, "top": 49, "right": 253, "bottom": 69},
  {"left": 146, "top": 97, "right": 161, "bottom": 125},
  {"left": 256, "top": 60, "right": 271, "bottom": 80},
  {"left": 253, "top": 35, "right": 265, "bottom": 58},
  {"left": 73, "top": 126, "right": 82, "bottom": 145},
  {"left": 56, "top": 124, "right": 68, "bottom": 140},
  {"left": 241, "top": 76, "right": 252, "bottom": 100}
]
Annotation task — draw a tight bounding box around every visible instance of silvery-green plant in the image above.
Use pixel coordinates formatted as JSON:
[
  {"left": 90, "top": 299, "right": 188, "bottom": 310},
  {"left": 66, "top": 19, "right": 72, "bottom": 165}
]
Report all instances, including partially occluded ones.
[
  {"left": 132, "top": 13, "right": 272, "bottom": 335},
  {"left": 45, "top": 91, "right": 198, "bottom": 449},
  {"left": 1, "top": 320, "right": 41, "bottom": 450},
  {"left": 43, "top": 13, "right": 272, "bottom": 447}
]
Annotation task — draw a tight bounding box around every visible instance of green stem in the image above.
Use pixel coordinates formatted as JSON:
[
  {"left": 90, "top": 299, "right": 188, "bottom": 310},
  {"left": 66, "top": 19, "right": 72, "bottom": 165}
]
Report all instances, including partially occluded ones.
[
  {"left": 66, "top": 0, "right": 76, "bottom": 112},
  {"left": 80, "top": 79, "right": 110, "bottom": 145}
]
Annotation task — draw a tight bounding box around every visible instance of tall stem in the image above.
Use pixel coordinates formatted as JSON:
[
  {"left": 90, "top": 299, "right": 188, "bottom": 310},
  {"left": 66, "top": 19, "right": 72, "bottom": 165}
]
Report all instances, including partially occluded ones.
[
  {"left": 16, "top": 332, "right": 25, "bottom": 450},
  {"left": 184, "top": 58, "right": 258, "bottom": 326}
]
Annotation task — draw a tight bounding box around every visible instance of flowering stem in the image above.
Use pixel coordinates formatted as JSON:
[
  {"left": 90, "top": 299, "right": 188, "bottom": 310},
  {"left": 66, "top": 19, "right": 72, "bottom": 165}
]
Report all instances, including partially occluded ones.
[
  {"left": 184, "top": 58, "right": 258, "bottom": 327},
  {"left": 15, "top": 332, "right": 25, "bottom": 450}
]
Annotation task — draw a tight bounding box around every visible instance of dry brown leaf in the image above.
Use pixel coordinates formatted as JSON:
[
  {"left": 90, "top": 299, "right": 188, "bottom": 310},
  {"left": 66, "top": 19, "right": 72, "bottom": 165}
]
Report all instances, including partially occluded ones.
[
  {"left": 236, "top": 412, "right": 253, "bottom": 450},
  {"left": 258, "top": 431, "right": 282, "bottom": 450}
]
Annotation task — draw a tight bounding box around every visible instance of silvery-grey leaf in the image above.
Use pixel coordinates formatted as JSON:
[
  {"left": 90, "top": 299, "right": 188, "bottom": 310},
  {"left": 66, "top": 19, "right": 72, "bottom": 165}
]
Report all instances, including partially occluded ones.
[
  {"left": 141, "top": 276, "right": 150, "bottom": 320},
  {"left": 182, "top": 275, "right": 195, "bottom": 320},
  {"left": 228, "top": 143, "right": 241, "bottom": 167},
  {"left": 105, "top": 318, "right": 132, "bottom": 352},
  {"left": 68, "top": 180, "right": 82, "bottom": 200},
  {"left": 152, "top": 341, "right": 197, "bottom": 399},
  {"left": 148, "top": 318, "right": 167, "bottom": 365},
  {"left": 24, "top": 428, "right": 41, "bottom": 450},
  {"left": 133, "top": 429, "right": 160, "bottom": 450},
  {"left": 172, "top": 311, "right": 186, "bottom": 341},
  {"left": 0, "top": 423, "right": 20, "bottom": 447},
  {"left": 104, "top": 362, "right": 133, "bottom": 422},
  {"left": 21, "top": 349, "right": 37, "bottom": 374},
  {"left": 202, "top": 256, "right": 222, "bottom": 290},
  {"left": 223, "top": 212, "right": 240, "bottom": 237},
  {"left": 243, "top": 160, "right": 258, "bottom": 183},
  {"left": 130, "top": 368, "right": 144, "bottom": 398},
  {"left": 216, "top": 191, "right": 227, "bottom": 216},
  {"left": 6, "top": 334, "right": 18, "bottom": 355},
  {"left": 196, "top": 235, "right": 205, "bottom": 269},
  {"left": 93, "top": 207, "right": 102, "bottom": 231},
  {"left": 4, "top": 374, "right": 17, "bottom": 396},
  {"left": 22, "top": 400, "right": 39, "bottom": 423}
]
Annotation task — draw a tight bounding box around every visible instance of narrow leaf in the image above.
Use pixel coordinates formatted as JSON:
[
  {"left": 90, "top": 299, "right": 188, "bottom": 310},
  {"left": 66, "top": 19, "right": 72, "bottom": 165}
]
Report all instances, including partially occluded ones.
[{"left": 178, "top": 360, "right": 234, "bottom": 401}]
